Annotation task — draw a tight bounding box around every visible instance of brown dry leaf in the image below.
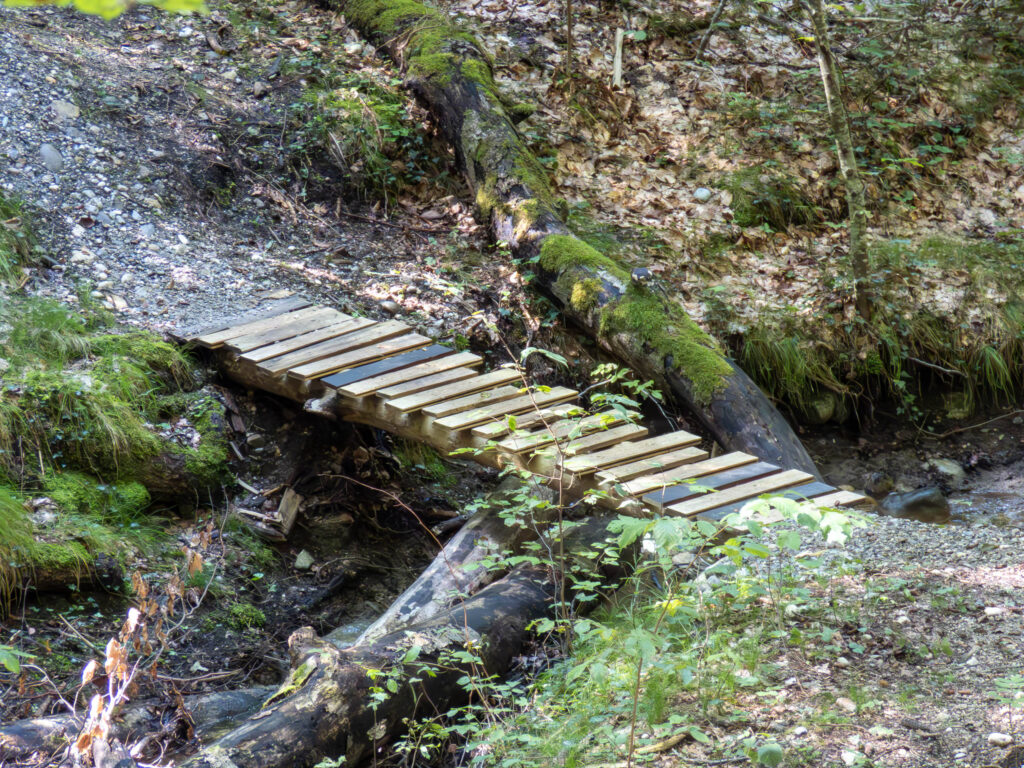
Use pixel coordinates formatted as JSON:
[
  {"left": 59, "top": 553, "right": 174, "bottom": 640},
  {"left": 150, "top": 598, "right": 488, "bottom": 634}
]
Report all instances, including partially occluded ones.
[{"left": 81, "top": 659, "right": 100, "bottom": 686}]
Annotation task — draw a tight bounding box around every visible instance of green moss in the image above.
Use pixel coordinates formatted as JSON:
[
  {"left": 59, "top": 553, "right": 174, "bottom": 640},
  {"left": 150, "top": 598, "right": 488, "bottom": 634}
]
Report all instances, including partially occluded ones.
[
  {"left": 90, "top": 332, "right": 190, "bottom": 386},
  {"left": 602, "top": 290, "right": 733, "bottom": 403},
  {"left": 538, "top": 235, "right": 630, "bottom": 283},
  {"left": 570, "top": 278, "right": 603, "bottom": 313},
  {"left": 507, "top": 102, "right": 535, "bottom": 122},
  {"left": 44, "top": 473, "right": 150, "bottom": 523},
  {"left": 228, "top": 602, "right": 266, "bottom": 630}
]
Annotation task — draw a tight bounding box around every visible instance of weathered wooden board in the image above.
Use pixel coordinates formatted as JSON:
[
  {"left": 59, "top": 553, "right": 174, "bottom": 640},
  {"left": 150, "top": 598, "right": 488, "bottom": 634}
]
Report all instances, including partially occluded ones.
[
  {"left": 240, "top": 318, "right": 376, "bottom": 363},
  {"left": 496, "top": 411, "right": 642, "bottom": 455},
  {"left": 226, "top": 308, "right": 347, "bottom": 352},
  {"left": 471, "top": 404, "right": 590, "bottom": 440},
  {"left": 561, "top": 430, "right": 701, "bottom": 475},
  {"left": 643, "top": 461, "right": 781, "bottom": 511},
  {"left": 615, "top": 453, "right": 758, "bottom": 497},
  {"left": 804, "top": 490, "right": 867, "bottom": 508},
  {"left": 667, "top": 469, "right": 815, "bottom": 517},
  {"left": 343, "top": 354, "right": 481, "bottom": 399},
  {"left": 595, "top": 446, "right": 710, "bottom": 485},
  {"left": 321, "top": 345, "right": 453, "bottom": 389},
  {"left": 181, "top": 296, "right": 312, "bottom": 342},
  {"left": 698, "top": 481, "right": 835, "bottom": 523},
  {"left": 434, "top": 387, "right": 578, "bottom": 432},
  {"left": 560, "top": 423, "right": 649, "bottom": 458},
  {"left": 289, "top": 332, "right": 432, "bottom": 379},
  {"left": 194, "top": 302, "right": 320, "bottom": 348},
  {"left": 261, "top": 320, "right": 409, "bottom": 374},
  {"left": 386, "top": 369, "right": 521, "bottom": 413}
]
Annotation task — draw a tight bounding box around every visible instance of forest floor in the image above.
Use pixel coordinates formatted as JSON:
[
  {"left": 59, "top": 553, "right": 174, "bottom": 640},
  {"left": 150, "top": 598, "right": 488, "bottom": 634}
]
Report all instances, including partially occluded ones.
[{"left": 1, "top": 1, "right": 1024, "bottom": 767}]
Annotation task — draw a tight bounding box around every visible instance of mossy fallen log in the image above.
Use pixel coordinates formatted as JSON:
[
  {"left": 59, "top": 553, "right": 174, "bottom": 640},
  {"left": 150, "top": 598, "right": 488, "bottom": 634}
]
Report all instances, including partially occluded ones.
[{"left": 335, "top": 0, "right": 818, "bottom": 476}]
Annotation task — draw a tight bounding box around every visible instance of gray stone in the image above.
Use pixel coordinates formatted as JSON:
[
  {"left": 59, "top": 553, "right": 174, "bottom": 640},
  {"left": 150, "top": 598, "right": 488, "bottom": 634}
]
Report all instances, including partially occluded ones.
[
  {"left": 39, "top": 143, "right": 64, "bottom": 173},
  {"left": 693, "top": 187, "right": 714, "bottom": 203},
  {"left": 380, "top": 299, "right": 402, "bottom": 315},
  {"left": 246, "top": 433, "right": 267, "bottom": 449},
  {"left": 878, "top": 487, "right": 950, "bottom": 524},
  {"left": 294, "top": 550, "right": 314, "bottom": 570},
  {"left": 988, "top": 732, "right": 1013, "bottom": 747},
  {"left": 926, "top": 458, "right": 967, "bottom": 489},
  {"left": 51, "top": 99, "right": 80, "bottom": 120},
  {"left": 800, "top": 392, "right": 836, "bottom": 425}
]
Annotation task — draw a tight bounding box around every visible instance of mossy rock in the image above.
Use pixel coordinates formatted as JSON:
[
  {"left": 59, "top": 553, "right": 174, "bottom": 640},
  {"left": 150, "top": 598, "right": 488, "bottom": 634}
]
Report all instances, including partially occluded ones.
[{"left": 44, "top": 472, "right": 150, "bottom": 521}]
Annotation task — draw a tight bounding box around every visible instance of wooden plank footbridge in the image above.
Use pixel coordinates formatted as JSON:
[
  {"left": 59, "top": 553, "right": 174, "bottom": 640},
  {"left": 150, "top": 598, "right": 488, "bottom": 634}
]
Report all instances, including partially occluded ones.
[{"left": 180, "top": 297, "right": 865, "bottom": 522}]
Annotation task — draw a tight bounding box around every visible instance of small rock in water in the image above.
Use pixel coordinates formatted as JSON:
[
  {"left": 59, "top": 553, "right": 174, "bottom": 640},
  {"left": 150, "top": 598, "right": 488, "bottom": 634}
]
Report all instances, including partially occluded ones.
[
  {"left": 380, "top": 299, "right": 402, "bottom": 315},
  {"left": 878, "top": 487, "right": 950, "bottom": 523},
  {"left": 39, "top": 143, "right": 64, "bottom": 172},
  {"left": 294, "top": 550, "right": 314, "bottom": 570},
  {"left": 988, "top": 732, "right": 1013, "bottom": 747},
  {"left": 693, "top": 187, "right": 713, "bottom": 203}
]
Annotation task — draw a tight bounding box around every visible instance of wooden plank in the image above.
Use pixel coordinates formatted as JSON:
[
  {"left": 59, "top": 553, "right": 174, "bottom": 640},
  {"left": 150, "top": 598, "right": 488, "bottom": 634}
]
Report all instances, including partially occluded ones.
[
  {"left": 560, "top": 423, "right": 649, "bottom": 458},
  {"left": 699, "top": 481, "right": 836, "bottom": 523},
  {"left": 614, "top": 453, "right": 758, "bottom": 497},
  {"left": 241, "top": 317, "right": 375, "bottom": 363},
  {"left": 806, "top": 490, "right": 868, "bottom": 508},
  {"left": 260, "top": 320, "right": 409, "bottom": 374},
  {"left": 194, "top": 302, "right": 321, "bottom": 348},
  {"left": 496, "top": 411, "right": 642, "bottom": 454},
  {"left": 435, "top": 387, "right": 579, "bottom": 432},
  {"left": 277, "top": 488, "right": 303, "bottom": 537},
  {"left": 226, "top": 307, "right": 347, "bottom": 352},
  {"left": 386, "top": 369, "right": 522, "bottom": 413},
  {"left": 420, "top": 385, "right": 524, "bottom": 420},
  {"left": 341, "top": 353, "right": 481, "bottom": 398},
  {"left": 667, "top": 469, "right": 816, "bottom": 517},
  {"left": 596, "top": 447, "right": 711, "bottom": 485},
  {"left": 322, "top": 345, "right": 453, "bottom": 389},
  {"left": 561, "top": 430, "right": 701, "bottom": 475},
  {"left": 644, "top": 461, "right": 781, "bottom": 511},
  {"left": 185, "top": 296, "right": 311, "bottom": 341},
  {"left": 471, "top": 404, "right": 591, "bottom": 440},
  {"left": 288, "top": 332, "right": 432, "bottom": 379}
]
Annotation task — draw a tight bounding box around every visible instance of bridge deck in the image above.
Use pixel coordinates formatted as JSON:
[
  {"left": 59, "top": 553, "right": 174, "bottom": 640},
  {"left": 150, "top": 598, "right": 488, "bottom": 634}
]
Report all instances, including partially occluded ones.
[{"left": 181, "top": 299, "right": 865, "bottom": 523}]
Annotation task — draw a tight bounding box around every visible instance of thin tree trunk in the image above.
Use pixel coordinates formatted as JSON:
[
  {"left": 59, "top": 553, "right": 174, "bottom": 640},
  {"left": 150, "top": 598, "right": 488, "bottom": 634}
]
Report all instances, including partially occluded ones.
[{"left": 805, "top": 0, "right": 872, "bottom": 319}]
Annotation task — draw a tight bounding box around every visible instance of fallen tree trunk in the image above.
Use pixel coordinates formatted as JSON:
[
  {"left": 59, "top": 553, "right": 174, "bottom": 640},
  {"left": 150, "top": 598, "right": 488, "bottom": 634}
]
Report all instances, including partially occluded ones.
[
  {"left": 181, "top": 566, "right": 554, "bottom": 768},
  {"left": 179, "top": 513, "right": 624, "bottom": 768},
  {"left": 348, "top": 477, "right": 547, "bottom": 645},
  {"left": 334, "top": 0, "right": 818, "bottom": 477}
]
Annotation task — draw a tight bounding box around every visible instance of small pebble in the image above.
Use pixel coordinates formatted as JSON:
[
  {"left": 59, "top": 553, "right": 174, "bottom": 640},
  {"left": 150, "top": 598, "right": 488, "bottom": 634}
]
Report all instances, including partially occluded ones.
[
  {"left": 693, "top": 187, "right": 713, "bottom": 202},
  {"left": 835, "top": 656, "right": 851, "bottom": 668},
  {"left": 39, "top": 143, "right": 64, "bottom": 172},
  {"left": 380, "top": 299, "right": 402, "bottom": 315},
  {"left": 988, "top": 732, "right": 1013, "bottom": 747}
]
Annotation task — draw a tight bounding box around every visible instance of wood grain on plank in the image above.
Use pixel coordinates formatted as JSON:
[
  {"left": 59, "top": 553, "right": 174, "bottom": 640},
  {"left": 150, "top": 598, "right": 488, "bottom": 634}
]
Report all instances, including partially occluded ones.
[
  {"left": 226, "top": 308, "right": 347, "bottom": 352},
  {"left": 644, "top": 461, "right": 781, "bottom": 511},
  {"left": 435, "top": 387, "right": 578, "bottom": 432},
  {"left": 699, "top": 481, "right": 836, "bottom": 522},
  {"left": 805, "top": 490, "right": 868, "bottom": 508},
  {"left": 471, "top": 404, "right": 588, "bottom": 439},
  {"left": 419, "top": 385, "right": 524, "bottom": 420},
  {"left": 195, "top": 302, "right": 321, "bottom": 347},
  {"left": 342, "top": 353, "right": 481, "bottom": 398},
  {"left": 561, "top": 430, "right": 701, "bottom": 474},
  {"left": 561, "top": 423, "right": 649, "bottom": 458},
  {"left": 240, "top": 317, "right": 375, "bottom": 363},
  {"left": 667, "top": 469, "right": 815, "bottom": 517},
  {"left": 385, "top": 369, "right": 521, "bottom": 413},
  {"left": 185, "top": 296, "right": 312, "bottom": 341},
  {"left": 497, "top": 411, "right": 640, "bottom": 454},
  {"left": 288, "top": 332, "right": 432, "bottom": 379},
  {"left": 260, "top": 320, "right": 409, "bottom": 374},
  {"left": 615, "top": 452, "right": 758, "bottom": 497},
  {"left": 595, "top": 446, "right": 710, "bottom": 485}
]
